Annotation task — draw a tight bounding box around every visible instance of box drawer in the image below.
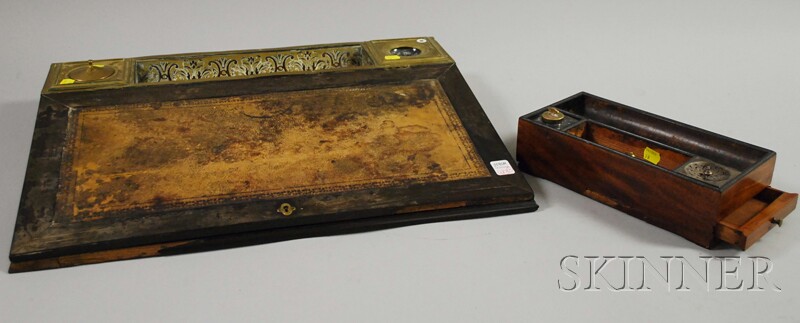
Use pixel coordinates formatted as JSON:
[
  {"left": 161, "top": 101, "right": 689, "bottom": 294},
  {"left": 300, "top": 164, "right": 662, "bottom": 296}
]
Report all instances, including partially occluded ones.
[{"left": 716, "top": 187, "right": 798, "bottom": 249}]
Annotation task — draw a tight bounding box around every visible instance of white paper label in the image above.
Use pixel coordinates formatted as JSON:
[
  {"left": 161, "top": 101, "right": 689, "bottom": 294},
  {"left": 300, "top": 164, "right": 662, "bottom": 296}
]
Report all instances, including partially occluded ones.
[{"left": 490, "top": 160, "right": 515, "bottom": 176}]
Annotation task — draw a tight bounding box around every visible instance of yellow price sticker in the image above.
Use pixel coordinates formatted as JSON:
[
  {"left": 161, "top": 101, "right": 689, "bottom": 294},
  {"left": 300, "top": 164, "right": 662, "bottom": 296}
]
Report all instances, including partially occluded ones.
[
  {"left": 384, "top": 55, "right": 401, "bottom": 60},
  {"left": 59, "top": 78, "right": 76, "bottom": 85},
  {"left": 643, "top": 147, "right": 661, "bottom": 165}
]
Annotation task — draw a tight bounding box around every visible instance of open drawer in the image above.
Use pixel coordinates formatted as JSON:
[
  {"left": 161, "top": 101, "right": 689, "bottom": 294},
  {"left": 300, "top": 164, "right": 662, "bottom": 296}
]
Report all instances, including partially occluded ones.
[{"left": 717, "top": 187, "right": 798, "bottom": 249}]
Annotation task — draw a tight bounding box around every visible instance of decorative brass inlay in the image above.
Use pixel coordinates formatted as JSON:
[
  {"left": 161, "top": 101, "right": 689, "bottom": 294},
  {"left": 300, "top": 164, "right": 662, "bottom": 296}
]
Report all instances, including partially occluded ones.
[
  {"left": 683, "top": 161, "right": 732, "bottom": 182},
  {"left": 674, "top": 156, "right": 744, "bottom": 188},
  {"left": 136, "top": 46, "right": 365, "bottom": 83},
  {"left": 278, "top": 203, "right": 296, "bottom": 216},
  {"left": 44, "top": 37, "right": 453, "bottom": 93},
  {"left": 59, "top": 79, "right": 489, "bottom": 218},
  {"left": 366, "top": 38, "right": 451, "bottom": 66}
]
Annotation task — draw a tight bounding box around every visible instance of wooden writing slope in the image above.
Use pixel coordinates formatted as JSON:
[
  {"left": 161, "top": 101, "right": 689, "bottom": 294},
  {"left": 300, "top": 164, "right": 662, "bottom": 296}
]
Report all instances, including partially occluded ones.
[{"left": 10, "top": 37, "right": 537, "bottom": 272}]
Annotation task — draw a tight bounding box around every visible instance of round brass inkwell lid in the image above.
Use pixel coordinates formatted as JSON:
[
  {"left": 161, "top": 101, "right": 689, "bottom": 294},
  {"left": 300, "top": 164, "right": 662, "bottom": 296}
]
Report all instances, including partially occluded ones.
[
  {"left": 541, "top": 107, "right": 565, "bottom": 124},
  {"left": 67, "top": 60, "right": 116, "bottom": 82},
  {"left": 683, "top": 160, "right": 732, "bottom": 182}
]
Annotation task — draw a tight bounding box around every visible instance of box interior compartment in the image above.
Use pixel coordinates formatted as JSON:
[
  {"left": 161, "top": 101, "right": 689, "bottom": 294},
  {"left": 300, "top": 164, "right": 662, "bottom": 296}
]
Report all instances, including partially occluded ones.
[
  {"left": 546, "top": 94, "right": 772, "bottom": 172},
  {"left": 565, "top": 121, "right": 692, "bottom": 170},
  {"left": 522, "top": 93, "right": 776, "bottom": 189}
]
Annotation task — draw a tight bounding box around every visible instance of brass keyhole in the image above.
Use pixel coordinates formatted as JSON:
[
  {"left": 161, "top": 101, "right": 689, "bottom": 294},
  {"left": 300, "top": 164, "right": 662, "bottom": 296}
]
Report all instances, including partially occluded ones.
[{"left": 278, "top": 203, "right": 296, "bottom": 216}]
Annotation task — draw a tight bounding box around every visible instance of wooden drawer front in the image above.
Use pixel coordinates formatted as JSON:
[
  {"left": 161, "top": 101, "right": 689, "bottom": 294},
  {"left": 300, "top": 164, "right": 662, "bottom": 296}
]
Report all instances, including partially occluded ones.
[{"left": 717, "top": 187, "right": 798, "bottom": 249}]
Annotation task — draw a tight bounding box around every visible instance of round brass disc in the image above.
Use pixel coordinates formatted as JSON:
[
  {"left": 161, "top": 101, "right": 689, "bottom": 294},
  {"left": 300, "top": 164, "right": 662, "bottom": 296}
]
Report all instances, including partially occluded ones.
[
  {"left": 683, "top": 161, "right": 731, "bottom": 182},
  {"left": 541, "top": 107, "right": 565, "bottom": 124},
  {"left": 67, "top": 62, "right": 116, "bottom": 82}
]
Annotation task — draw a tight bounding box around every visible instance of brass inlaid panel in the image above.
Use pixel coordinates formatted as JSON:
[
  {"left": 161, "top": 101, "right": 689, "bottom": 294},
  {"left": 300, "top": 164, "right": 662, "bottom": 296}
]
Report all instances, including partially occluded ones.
[
  {"left": 59, "top": 80, "right": 489, "bottom": 218},
  {"left": 135, "top": 45, "right": 365, "bottom": 83}
]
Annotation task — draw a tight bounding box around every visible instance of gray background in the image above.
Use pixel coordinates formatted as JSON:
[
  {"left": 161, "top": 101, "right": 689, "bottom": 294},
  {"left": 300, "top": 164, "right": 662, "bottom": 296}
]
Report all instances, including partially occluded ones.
[{"left": 1, "top": 0, "right": 798, "bottom": 322}]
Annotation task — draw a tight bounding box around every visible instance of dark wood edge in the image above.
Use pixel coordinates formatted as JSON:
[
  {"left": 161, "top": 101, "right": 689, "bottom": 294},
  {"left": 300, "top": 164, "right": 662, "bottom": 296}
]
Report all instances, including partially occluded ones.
[{"left": 9, "top": 200, "right": 538, "bottom": 273}]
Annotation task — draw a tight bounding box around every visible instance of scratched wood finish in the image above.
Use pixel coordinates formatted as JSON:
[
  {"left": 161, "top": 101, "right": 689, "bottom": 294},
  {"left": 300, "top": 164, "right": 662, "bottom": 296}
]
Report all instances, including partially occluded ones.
[
  {"left": 10, "top": 38, "right": 537, "bottom": 272},
  {"left": 517, "top": 92, "right": 795, "bottom": 249}
]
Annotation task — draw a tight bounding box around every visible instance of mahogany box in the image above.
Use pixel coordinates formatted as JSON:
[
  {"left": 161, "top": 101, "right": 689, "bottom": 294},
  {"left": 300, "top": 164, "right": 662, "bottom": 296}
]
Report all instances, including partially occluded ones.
[{"left": 517, "top": 92, "right": 796, "bottom": 249}]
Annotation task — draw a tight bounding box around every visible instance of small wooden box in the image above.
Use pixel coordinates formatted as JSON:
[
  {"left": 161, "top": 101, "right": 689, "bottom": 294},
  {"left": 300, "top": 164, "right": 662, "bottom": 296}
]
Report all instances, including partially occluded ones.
[
  {"left": 517, "top": 92, "right": 796, "bottom": 249},
  {"left": 9, "top": 37, "right": 537, "bottom": 272}
]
